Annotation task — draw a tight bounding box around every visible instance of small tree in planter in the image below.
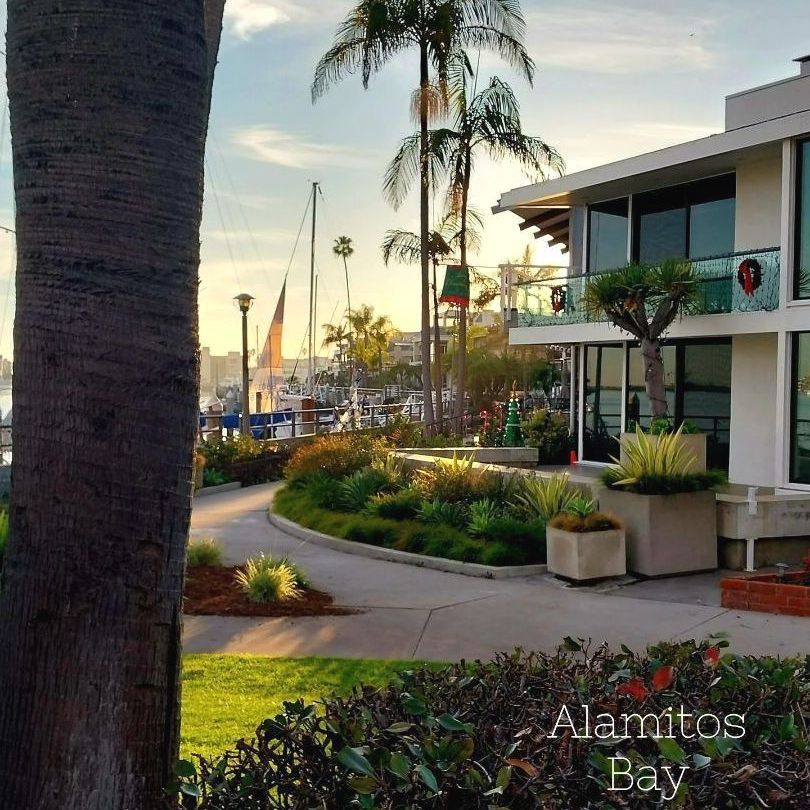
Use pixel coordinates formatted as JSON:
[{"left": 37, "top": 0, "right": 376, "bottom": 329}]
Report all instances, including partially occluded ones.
[
  {"left": 547, "top": 495, "right": 626, "bottom": 582},
  {"left": 582, "top": 260, "right": 700, "bottom": 418},
  {"left": 600, "top": 426, "right": 725, "bottom": 577}
]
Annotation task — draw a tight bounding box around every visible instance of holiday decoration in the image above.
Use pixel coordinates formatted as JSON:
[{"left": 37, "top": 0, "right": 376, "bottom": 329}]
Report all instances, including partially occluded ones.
[
  {"left": 503, "top": 396, "right": 524, "bottom": 447},
  {"left": 439, "top": 264, "right": 471, "bottom": 307},
  {"left": 737, "top": 258, "right": 763, "bottom": 297},
  {"left": 551, "top": 284, "right": 567, "bottom": 314}
]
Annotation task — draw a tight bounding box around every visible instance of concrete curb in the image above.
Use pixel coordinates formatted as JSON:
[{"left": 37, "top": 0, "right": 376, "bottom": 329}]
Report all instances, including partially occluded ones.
[
  {"left": 194, "top": 482, "right": 242, "bottom": 498},
  {"left": 268, "top": 510, "right": 547, "bottom": 580}
]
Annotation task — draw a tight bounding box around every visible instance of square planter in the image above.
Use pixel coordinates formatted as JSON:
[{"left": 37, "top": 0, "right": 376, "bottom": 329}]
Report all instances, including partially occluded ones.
[
  {"left": 547, "top": 527, "right": 626, "bottom": 582},
  {"left": 619, "top": 432, "right": 707, "bottom": 472},
  {"left": 599, "top": 488, "right": 717, "bottom": 577}
]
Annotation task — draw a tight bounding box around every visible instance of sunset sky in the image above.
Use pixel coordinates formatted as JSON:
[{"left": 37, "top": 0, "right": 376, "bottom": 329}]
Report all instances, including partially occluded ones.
[{"left": 0, "top": 0, "right": 807, "bottom": 362}]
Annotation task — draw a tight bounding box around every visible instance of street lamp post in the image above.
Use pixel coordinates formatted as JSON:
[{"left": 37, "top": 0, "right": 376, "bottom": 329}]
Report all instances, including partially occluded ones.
[{"left": 234, "top": 293, "right": 255, "bottom": 437}]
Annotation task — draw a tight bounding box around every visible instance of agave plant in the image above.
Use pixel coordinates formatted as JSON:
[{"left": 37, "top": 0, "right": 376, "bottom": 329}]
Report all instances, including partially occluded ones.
[
  {"left": 607, "top": 424, "right": 697, "bottom": 488},
  {"left": 467, "top": 498, "right": 500, "bottom": 537},
  {"left": 514, "top": 473, "right": 577, "bottom": 522},
  {"left": 417, "top": 498, "right": 470, "bottom": 530},
  {"left": 412, "top": 452, "right": 485, "bottom": 502},
  {"left": 338, "top": 468, "right": 389, "bottom": 511},
  {"left": 562, "top": 494, "right": 597, "bottom": 519}
]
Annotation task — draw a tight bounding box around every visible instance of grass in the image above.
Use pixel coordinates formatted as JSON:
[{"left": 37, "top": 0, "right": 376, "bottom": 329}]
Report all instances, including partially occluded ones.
[
  {"left": 180, "top": 655, "right": 439, "bottom": 760},
  {"left": 273, "top": 484, "right": 545, "bottom": 566}
]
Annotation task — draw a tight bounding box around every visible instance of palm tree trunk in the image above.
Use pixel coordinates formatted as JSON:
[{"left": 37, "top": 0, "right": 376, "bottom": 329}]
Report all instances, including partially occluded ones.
[
  {"left": 343, "top": 255, "right": 354, "bottom": 385},
  {"left": 454, "top": 148, "right": 473, "bottom": 431},
  {"left": 418, "top": 34, "right": 435, "bottom": 430},
  {"left": 641, "top": 337, "right": 668, "bottom": 418},
  {"left": 0, "top": 2, "right": 223, "bottom": 807},
  {"left": 432, "top": 258, "right": 444, "bottom": 426}
]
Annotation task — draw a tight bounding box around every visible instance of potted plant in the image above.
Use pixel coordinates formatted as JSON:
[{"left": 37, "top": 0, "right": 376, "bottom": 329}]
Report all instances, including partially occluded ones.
[
  {"left": 599, "top": 426, "right": 724, "bottom": 577},
  {"left": 546, "top": 495, "right": 626, "bottom": 582},
  {"left": 620, "top": 417, "right": 707, "bottom": 472}
]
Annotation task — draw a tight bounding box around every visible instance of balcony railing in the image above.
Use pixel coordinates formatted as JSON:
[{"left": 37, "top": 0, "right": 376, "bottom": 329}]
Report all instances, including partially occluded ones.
[{"left": 516, "top": 247, "right": 781, "bottom": 328}]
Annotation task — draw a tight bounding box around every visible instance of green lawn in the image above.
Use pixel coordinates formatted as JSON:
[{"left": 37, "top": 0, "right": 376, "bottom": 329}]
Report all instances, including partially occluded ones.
[{"left": 181, "top": 655, "right": 438, "bottom": 760}]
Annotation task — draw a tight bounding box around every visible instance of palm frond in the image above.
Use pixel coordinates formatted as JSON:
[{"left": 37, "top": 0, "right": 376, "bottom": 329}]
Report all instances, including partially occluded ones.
[{"left": 381, "top": 229, "right": 422, "bottom": 266}]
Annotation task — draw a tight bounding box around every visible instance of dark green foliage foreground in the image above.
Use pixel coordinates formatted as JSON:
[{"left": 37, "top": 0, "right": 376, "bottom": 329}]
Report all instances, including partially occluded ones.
[{"left": 177, "top": 641, "right": 809, "bottom": 808}]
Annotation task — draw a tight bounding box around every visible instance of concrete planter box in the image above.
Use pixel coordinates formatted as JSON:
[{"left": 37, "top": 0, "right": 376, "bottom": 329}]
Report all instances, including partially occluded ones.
[
  {"left": 547, "top": 526, "right": 626, "bottom": 582},
  {"left": 599, "top": 488, "right": 717, "bottom": 577},
  {"left": 619, "top": 432, "right": 707, "bottom": 472}
]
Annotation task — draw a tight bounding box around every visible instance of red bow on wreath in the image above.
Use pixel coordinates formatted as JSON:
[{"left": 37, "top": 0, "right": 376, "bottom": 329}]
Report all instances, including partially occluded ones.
[
  {"left": 737, "top": 258, "right": 762, "bottom": 297},
  {"left": 551, "top": 285, "right": 567, "bottom": 314}
]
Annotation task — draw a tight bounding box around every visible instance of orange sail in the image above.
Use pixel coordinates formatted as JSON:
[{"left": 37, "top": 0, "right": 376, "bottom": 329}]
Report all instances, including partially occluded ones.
[{"left": 252, "top": 282, "right": 285, "bottom": 410}]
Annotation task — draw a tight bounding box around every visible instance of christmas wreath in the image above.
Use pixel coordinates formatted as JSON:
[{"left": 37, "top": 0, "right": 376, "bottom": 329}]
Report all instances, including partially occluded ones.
[
  {"left": 551, "top": 285, "right": 567, "bottom": 313},
  {"left": 737, "top": 258, "right": 762, "bottom": 297}
]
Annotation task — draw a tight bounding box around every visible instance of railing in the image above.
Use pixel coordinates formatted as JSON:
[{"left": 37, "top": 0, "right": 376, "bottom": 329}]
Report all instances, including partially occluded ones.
[
  {"left": 199, "top": 401, "right": 426, "bottom": 442},
  {"left": 516, "top": 248, "right": 781, "bottom": 328}
]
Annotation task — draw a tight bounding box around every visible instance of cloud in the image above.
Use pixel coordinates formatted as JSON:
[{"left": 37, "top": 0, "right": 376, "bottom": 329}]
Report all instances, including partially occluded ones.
[
  {"left": 527, "top": 3, "right": 718, "bottom": 74},
  {"left": 233, "top": 126, "right": 374, "bottom": 169},
  {"left": 224, "top": 0, "right": 341, "bottom": 40}
]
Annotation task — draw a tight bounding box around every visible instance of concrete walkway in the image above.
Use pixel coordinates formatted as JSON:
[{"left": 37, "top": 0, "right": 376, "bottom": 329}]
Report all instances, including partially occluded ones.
[{"left": 184, "top": 484, "right": 809, "bottom": 661}]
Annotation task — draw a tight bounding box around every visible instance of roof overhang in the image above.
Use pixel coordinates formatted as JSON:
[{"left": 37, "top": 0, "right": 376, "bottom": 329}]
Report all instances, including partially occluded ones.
[{"left": 494, "top": 109, "right": 810, "bottom": 216}]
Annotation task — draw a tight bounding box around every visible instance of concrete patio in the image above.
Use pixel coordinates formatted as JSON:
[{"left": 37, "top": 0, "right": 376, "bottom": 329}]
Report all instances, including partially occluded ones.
[{"left": 184, "top": 483, "right": 809, "bottom": 661}]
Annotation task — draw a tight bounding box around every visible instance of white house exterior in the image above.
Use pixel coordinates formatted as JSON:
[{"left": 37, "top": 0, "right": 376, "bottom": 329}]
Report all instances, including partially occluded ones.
[{"left": 495, "top": 58, "right": 810, "bottom": 492}]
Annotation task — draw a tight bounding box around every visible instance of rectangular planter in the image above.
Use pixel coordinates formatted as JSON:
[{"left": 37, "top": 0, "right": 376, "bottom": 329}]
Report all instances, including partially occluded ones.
[
  {"left": 721, "top": 572, "right": 810, "bottom": 617},
  {"left": 619, "top": 432, "right": 707, "bottom": 472},
  {"left": 599, "top": 488, "right": 717, "bottom": 577},
  {"left": 546, "top": 527, "right": 626, "bottom": 582}
]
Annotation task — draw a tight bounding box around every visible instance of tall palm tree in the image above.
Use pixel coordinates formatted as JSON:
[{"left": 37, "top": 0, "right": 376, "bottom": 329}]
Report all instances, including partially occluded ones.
[
  {"left": 0, "top": 1, "right": 225, "bottom": 807},
  {"left": 322, "top": 321, "right": 352, "bottom": 380},
  {"left": 313, "top": 0, "right": 534, "bottom": 430},
  {"left": 382, "top": 210, "right": 482, "bottom": 425},
  {"left": 333, "top": 235, "right": 355, "bottom": 381},
  {"left": 386, "top": 74, "right": 563, "bottom": 427}
]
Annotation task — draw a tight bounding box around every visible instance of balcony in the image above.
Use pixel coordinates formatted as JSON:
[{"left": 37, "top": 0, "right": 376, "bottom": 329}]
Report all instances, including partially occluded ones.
[{"left": 516, "top": 248, "right": 781, "bottom": 328}]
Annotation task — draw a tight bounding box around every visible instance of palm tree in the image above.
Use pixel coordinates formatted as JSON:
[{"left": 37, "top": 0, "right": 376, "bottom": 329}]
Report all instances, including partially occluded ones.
[
  {"left": 0, "top": 1, "right": 225, "bottom": 807},
  {"left": 313, "top": 0, "right": 534, "bottom": 430},
  {"left": 333, "top": 235, "right": 355, "bottom": 380},
  {"left": 581, "top": 261, "right": 701, "bottom": 418},
  {"left": 387, "top": 73, "right": 563, "bottom": 428},
  {"left": 382, "top": 210, "right": 482, "bottom": 425},
  {"left": 322, "top": 321, "right": 352, "bottom": 380},
  {"left": 369, "top": 314, "right": 397, "bottom": 378}
]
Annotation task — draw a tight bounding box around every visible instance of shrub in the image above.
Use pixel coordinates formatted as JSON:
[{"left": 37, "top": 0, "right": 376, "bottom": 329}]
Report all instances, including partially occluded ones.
[
  {"left": 412, "top": 453, "right": 486, "bottom": 503},
  {"left": 513, "top": 473, "right": 577, "bottom": 521},
  {"left": 481, "top": 540, "right": 527, "bottom": 566},
  {"left": 521, "top": 409, "right": 572, "bottom": 463},
  {"left": 417, "top": 498, "right": 470, "bottom": 530},
  {"left": 276, "top": 556, "right": 310, "bottom": 589},
  {"left": 467, "top": 499, "right": 499, "bottom": 537},
  {"left": 179, "top": 640, "right": 810, "bottom": 809},
  {"left": 187, "top": 537, "right": 223, "bottom": 567},
  {"left": 338, "top": 468, "right": 391, "bottom": 512},
  {"left": 483, "top": 517, "right": 546, "bottom": 553},
  {"left": 603, "top": 468, "right": 727, "bottom": 495},
  {"left": 234, "top": 555, "right": 301, "bottom": 603},
  {"left": 371, "top": 452, "right": 407, "bottom": 488},
  {"left": 563, "top": 493, "right": 597, "bottom": 518},
  {"left": 301, "top": 472, "right": 345, "bottom": 509},
  {"left": 199, "top": 435, "right": 288, "bottom": 486},
  {"left": 365, "top": 489, "right": 422, "bottom": 520},
  {"left": 647, "top": 416, "right": 700, "bottom": 435},
  {"left": 549, "top": 511, "right": 622, "bottom": 533},
  {"left": 285, "top": 434, "right": 382, "bottom": 483}
]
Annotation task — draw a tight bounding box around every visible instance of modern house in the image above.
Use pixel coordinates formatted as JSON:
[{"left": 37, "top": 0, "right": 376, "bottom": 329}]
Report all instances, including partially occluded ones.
[{"left": 495, "top": 57, "right": 810, "bottom": 492}]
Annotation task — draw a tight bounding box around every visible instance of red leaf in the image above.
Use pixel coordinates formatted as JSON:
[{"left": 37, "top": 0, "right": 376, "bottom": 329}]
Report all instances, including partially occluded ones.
[
  {"left": 616, "top": 677, "right": 648, "bottom": 701},
  {"left": 505, "top": 758, "right": 539, "bottom": 778},
  {"left": 651, "top": 665, "right": 675, "bottom": 691},
  {"left": 704, "top": 646, "right": 721, "bottom": 668}
]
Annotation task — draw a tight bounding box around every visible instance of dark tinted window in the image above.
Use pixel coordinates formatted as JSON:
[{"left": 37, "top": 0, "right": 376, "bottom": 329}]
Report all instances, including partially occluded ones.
[
  {"left": 588, "top": 198, "right": 628, "bottom": 273},
  {"left": 583, "top": 345, "right": 623, "bottom": 462},
  {"left": 690, "top": 197, "right": 736, "bottom": 258},
  {"left": 791, "top": 332, "right": 810, "bottom": 483},
  {"left": 796, "top": 141, "right": 810, "bottom": 299}
]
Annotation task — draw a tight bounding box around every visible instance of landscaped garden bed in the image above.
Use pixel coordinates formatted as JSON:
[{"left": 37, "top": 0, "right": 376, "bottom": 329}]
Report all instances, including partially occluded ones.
[
  {"left": 721, "top": 566, "right": 810, "bottom": 617},
  {"left": 272, "top": 434, "right": 548, "bottom": 567},
  {"left": 183, "top": 565, "right": 355, "bottom": 618},
  {"left": 177, "top": 638, "right": 810, "bottom": 808}
]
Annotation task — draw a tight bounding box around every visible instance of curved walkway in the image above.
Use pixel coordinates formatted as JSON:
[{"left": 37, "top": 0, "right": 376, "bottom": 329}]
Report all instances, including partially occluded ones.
[{"left": 183, "top": 483, "right": 808, "bottom": 661}]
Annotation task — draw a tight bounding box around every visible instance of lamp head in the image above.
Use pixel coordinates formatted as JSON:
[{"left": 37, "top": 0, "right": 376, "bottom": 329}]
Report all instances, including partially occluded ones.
[{"left": 234, "top": 293, "right": 255, "bottom": 314}]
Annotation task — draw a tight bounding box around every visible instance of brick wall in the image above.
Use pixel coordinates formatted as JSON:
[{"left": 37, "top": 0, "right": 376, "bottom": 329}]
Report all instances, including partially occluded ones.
[{"left": 721, "top": 573, "right": 810, "bottom": 617}]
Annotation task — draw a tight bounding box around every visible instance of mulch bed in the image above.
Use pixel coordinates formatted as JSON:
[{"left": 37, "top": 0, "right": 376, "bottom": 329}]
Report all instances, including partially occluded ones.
[{"left": 184, "top": 566, "right": 357, "bottom": 617}]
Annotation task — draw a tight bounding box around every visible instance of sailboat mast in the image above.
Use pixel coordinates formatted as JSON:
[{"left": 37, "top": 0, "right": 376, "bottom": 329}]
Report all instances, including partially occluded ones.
[{"left": 308, "top": 181, "right": 319, "bottom": 395}]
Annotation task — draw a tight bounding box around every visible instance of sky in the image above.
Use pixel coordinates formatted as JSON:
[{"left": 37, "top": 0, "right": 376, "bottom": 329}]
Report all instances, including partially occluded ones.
[{"left": 0, "top": 0, "right": 808, "bottom": 362}]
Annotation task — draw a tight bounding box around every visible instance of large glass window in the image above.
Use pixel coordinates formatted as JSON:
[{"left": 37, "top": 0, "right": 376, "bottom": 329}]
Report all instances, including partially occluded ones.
[
  {"left": 633, "top": 174, "right": 736, "bottom": 264},
  {"left": 795, "top": 140, "right": 810, "bottom": 299},
  {"left": 583, "top": 345, "right": 623, "bottom": 462},
  {"left": 625, "top": 339, "right": 731, "bottom": 471},
  {"left": 588, "top": 198, "right": 628, "bottom": 273},
  {"left": 790, "top": 332, "right": 810, "bottom": 483}
]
